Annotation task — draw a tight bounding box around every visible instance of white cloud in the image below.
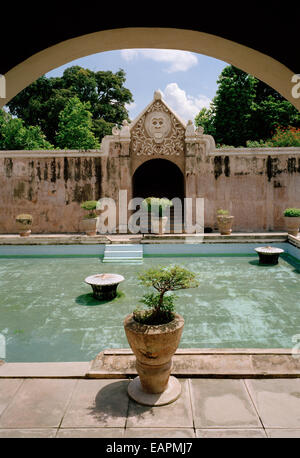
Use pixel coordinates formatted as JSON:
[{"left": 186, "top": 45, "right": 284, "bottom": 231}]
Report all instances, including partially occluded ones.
[
  {"left": 125, "top": 101, "right": 137, "bottom": 111},
  {"left": 161, "top": 83, "right": 212, "bottom": 123},
  {"left": 120, "top": 49, "right": 198, "bottom": 73}
]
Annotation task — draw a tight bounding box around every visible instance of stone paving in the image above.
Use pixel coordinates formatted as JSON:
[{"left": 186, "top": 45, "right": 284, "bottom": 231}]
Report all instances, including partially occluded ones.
[{"left": 0, "top": 377, "right": 300, "bottom": 438}]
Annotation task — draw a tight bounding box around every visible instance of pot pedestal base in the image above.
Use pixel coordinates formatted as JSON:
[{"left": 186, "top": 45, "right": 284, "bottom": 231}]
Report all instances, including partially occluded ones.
[{"left": 127, "top": 375, "right": 181, "bottom": 406}]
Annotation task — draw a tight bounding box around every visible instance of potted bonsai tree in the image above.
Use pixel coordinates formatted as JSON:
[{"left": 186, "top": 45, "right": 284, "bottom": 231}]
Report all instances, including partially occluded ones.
[
  {"left": 80, "top": 200, "right": 98, "bottom": 236},
  {"left": 16, "top": 214, "right": 33, "bottom": 237},
  {"left": 124, "top": 264, "right": 199, "bottom": 406},
  {"left": 217, "top": 209, "right": 234, "bottom": 235},
  {"left": 142, "top": 197, "right": 173, "bottom": 234},
  {"left": 283, "top": 208, "right": 300, "bottom": 237}
]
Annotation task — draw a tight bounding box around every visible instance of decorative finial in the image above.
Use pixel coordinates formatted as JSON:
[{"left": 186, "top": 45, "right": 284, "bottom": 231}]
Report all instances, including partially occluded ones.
[{"left": 154, "top": 90, "right": 162, "bottom": 100}]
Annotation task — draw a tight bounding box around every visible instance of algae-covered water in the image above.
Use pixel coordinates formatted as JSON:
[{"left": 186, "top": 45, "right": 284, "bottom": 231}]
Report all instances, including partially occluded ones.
[{"left": 0, "top": 254, "right": 299, "bottom": 362}]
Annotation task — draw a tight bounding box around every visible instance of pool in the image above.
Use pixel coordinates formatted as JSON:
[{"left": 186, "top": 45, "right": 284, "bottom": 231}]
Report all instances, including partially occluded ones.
[{"left": 0, "top": 243, "right": 299, "bottom": 362}]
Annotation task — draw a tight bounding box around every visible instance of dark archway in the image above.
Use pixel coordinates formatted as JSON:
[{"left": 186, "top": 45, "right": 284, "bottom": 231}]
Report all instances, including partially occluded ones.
[
  {"left": 132, "top": 159, "right": 184, "bottom": 233},
  {"left": 133, "top": 159, "right": 184, "bottom": 200}
]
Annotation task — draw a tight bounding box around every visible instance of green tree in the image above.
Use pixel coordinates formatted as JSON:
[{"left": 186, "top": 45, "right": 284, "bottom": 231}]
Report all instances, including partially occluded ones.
[
  {"left": 7, "top": 66, "right": 133, "bottom": 145},
  {"left": 195, "top": 65, "right": 300, "bottom": 147},
  {"left": 55, "top": 97, "right": 100, "bottom": 150},
  {"left": 0, "top": 109, "right": 54, "bottom": 150}
]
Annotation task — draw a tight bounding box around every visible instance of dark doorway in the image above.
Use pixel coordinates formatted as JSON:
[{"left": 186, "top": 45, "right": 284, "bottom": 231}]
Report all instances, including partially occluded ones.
[
  {"left": 133, "top": 159, "right": 184, "bottom": 200},
  {"left": 132, "top": 159, "right": 184, "bottom": 233}
]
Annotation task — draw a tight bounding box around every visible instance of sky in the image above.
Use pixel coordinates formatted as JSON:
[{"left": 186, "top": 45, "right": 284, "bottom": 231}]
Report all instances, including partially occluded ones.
[{"left": 46, "top": 49, "right": 229, "bottom": 124}]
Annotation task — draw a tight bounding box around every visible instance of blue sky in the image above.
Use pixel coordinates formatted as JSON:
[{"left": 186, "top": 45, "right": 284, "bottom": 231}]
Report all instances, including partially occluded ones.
[{"left": 46, "top": 49, "right": 229, "bottom": 124}]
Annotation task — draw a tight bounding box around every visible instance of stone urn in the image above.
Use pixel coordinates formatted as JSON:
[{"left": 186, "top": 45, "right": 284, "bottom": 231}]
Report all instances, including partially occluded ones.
[
  {"left": 151, "top": 216, "right": 168, "bottom": 234},
  {"left": 217, "top": 215, "right": 234, "bottom": 235},
  {"left": 124, "top": 313, "right": 184, "bottom": 406},
  {"left": 285, "top": 217, "right": 300, "bottom": 237},
  {"left": 16, "top": 214, "right": 32, "bottom": 237},
  {"left": 81, "top": 217, "right": 98, "bottom": 236}
]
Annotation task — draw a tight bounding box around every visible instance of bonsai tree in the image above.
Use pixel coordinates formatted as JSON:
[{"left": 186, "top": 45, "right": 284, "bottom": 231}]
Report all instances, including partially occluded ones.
[
  {"left": 80, "top": 200, "right": 98, "bottom": 219},
  {"left": 142, "top": 197, "right": 173, "bottom": 217},
  {"left": 283, "top": 208, "right": 300, "bottom": 217},
  {"left": 16, "top": 214, "right": 33, "bottom": 225},
  {"left": 134, "top": 265, "right": 199, "bottom": 325}
]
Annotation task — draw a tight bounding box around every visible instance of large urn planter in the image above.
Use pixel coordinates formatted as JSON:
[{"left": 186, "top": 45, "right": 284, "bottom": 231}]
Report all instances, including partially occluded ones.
[
  {"left": 217, "top": 210, "right": 234, "bottom": 235},
  {"left": 283, "top": 209, "right": 300, "bottom": 237},
  {"left": 124, "top": 265, "right": 198, "bottom": 406},
  {"left": 80, "top": 200, "right": 99, "bottom": 236},
  {"left": 16, "top": 214, "right": 32, "bottom": 237},
  {"left": 142, "top": 197, "right": 173, "bottom": 235},
  {"left": 124, "top": 313, "right": 184, "bottom": 406},
  {"left": 81, "top": 217, "right": 98, "bottom": 236},
  {"left": 150, "top": 216, "right": 168, "bottom": 235}
]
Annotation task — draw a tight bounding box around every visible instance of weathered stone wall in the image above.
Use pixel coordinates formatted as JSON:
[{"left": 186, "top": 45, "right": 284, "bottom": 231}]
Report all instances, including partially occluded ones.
[
  {"left": 0, "top": 152, "right": 109, "bottom": 233},
  {"left": 199, "top": 148, "right": 300, "bottom": 231},
  {"left": 0, "top": 147, "right": 300, "bottom": 234}
]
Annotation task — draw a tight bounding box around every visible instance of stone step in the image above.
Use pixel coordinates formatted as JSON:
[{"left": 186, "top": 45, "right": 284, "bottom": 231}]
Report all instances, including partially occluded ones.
[{"left": 103, "top": 244, "right": 144, "bottom": 264}]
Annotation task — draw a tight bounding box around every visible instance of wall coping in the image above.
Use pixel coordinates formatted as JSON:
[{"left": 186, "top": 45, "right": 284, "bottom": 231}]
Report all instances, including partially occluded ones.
[
  {"left": 0, "top": 149, "right": 105, "bottom": 158},
  {"left": 0, "top": 146, "right": 300, "bottom": 159},
  {"left": 209, "top": 146, "right": 300, "bottom": 156}
]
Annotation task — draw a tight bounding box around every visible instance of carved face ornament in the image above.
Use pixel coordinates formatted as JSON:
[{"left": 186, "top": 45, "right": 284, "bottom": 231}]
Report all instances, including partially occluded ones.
[{"left": 145, "top": 111, "right": 171, "bottom": 143}]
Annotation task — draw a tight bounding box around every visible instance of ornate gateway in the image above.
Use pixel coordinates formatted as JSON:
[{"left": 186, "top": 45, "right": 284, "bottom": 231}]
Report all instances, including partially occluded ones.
[{"left": 130, "top": 92, "right": 185, "bottom": 157}]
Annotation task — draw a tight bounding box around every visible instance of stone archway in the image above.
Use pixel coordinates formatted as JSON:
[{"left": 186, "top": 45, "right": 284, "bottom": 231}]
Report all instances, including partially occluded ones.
[
  {"left": 132, "top": 158, "right": 185, "bottom": 234},
  {"left": 132, "top": 158, "right": 185, "bottom": 201},
  {"left": 0, "top": 28, "right": 299, "bottom": 111}
]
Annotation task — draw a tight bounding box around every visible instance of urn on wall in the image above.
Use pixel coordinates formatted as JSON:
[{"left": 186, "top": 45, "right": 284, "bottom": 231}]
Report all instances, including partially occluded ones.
[
  {"left": 217, "top": 209, "right": 234, "bottom": 235},
  {"left": 142, "top": 197, "right": 173, "bottom": 235},
  {"left": 16, "top": 214, "right": 32, "bottom": 237},
  {"left": 283, "top": 208, "right": 300, "bottom": 237},
  {"left": 80, "top": 200, "right": 98, "bottom": 236}
]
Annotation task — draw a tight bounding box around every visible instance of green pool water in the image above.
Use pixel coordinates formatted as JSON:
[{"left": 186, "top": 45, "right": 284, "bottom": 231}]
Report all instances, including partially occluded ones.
[{"left": 0, "top": 254, "right": 299, "bottom": 362}]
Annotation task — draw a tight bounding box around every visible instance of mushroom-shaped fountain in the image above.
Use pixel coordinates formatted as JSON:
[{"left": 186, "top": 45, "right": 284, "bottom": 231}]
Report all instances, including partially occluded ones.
[
  {"left": 85, "top": 273, "right": 124, "bottom": 300},
  {"left": 254, "top": 246, "right": 284, "bottom": 265}
]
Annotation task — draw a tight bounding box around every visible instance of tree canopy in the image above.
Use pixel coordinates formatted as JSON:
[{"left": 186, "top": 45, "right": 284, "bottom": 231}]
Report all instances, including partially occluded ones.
[
  {"left": 0, "top": 109, "right": 54, "bottom": 150},
  {"left": 7, "top": 66, "right": 133, "bottom": 146},
  {"left": 55, "top": 97, "right": 100, "bottom": 149},
  {"left": 195, "top": 65, "right": 300, "bottom": 147}
]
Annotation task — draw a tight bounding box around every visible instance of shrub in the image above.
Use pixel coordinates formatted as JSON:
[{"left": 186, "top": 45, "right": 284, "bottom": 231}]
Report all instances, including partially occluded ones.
[
  {"left": 246, "top": 139, "right": 272, "bottom": 148},
  {"left": 142, "top": 197, "right": 173, "bottom": 217},
  {"left": 134, "top": 265, "right": 199, "bottom": 325},
  {"left": 16, "top": 214, "right": 33, "bottom": 225},
  {"left": 283, "top": 208, "right": 300, "bottom": 217},
  {"left": 269, "top": 126, "right": 300, "bottom": 147},
  {"left": 217, "top": 209, "right": 229, "bottom": 216},
  {"left": 81, "top": 200, "right": 98, "bottom": 219}
]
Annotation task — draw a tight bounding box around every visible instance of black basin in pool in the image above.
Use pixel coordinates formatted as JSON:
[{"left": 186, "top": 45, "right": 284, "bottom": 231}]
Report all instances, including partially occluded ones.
[
  {"left": 254, "top": 246, "right": 284, "bottom": 265},
  {"left": 84, "top": 273, "right": 125, "bottom": 300}
]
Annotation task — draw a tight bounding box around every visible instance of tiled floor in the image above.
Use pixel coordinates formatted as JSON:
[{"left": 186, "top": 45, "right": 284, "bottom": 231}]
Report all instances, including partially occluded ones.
[{"left": 0, "top": 377, "right": 300, "bottom": 438}]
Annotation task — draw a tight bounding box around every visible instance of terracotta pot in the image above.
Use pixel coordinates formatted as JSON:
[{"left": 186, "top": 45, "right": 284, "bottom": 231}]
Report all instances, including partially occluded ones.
[
  {"left": 217, "top": 215, "right": 234, "bottom": 235},
  {"left": 151, "top": 216, "right": 168, "bottom": 234},
  {"left": 124, "top": 313, "right": 184, "bottom": 395},
  {"left": 16, "top": 222, "right": 32, "bottom": 237},
  {"left": 285, "top": 216, "right": 300, "bottom": 237},
  {"left": 81, "top": 217, "right": 98, "bottom": 236}
]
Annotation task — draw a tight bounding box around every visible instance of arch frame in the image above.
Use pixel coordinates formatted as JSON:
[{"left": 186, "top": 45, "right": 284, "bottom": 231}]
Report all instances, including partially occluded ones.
[{"left": 0, "top": 27, "right": 299, "bottom": 111}]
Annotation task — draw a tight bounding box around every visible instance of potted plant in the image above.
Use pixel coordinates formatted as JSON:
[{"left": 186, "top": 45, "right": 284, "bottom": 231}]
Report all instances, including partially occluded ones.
[
  {"left": 283, "top": 208, "right": 300, "bottom": 237},
  {"left": 80, "top": 200, "right": 98, "bottom": 236},
  {"left": 16, "top": 214, "right": 32, "bottom": 237},
  {"left": 217, "top": 209, "right": 234, "bottom": 235},
  {"left": 124, "top": 265, "right": 199, "bottom": 406},
  {"left": 142, "top": 197, "right": 173, "bottom": 234}
]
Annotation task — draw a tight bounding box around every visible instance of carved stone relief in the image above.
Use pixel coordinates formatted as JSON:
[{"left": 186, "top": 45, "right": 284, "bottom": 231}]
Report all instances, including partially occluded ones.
[{"left": 130, "top": 100, "right": 185, "bottom": 157}]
